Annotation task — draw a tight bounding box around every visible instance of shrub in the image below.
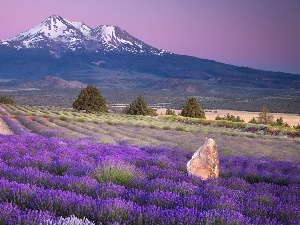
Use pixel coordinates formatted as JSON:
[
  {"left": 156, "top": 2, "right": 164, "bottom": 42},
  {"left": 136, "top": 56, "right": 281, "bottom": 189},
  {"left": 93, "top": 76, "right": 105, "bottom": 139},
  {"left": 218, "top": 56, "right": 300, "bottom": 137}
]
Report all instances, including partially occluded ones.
[
  {"left": 248, "top": 117, "right": 258, "bottom": 124},
  {"left": 257, "top": 106, "right": 274, "bottom": 125},
  {"left": 107, "top": 121, "right": 115, "bottom": 126},
  {"left": 91, "top": 160, "right": 144, "bottom": 187},
  {"left": 0, "top": 96, "right": 14, "bottom": 104},
  {"left": 166, "top": 108, "right": 176, "bottom": 115},
  {"left": 216, "top": 113, "right": 244, "bottom": 122},
  {"left": 272, "top": 117, "right": 290, "bottom": 127},
  {"left": 59, "top": 116, "right": 68, "bottom": 121},
  {"left": 149, "top": 125, "right": 157, "bottom": 129},
  {"left": 77, "top": 118, "right": 85, "bottom": 123},
  {"left": 175, "top": 126, "right": 186, "bottom": 132},
  {"left": 92, "top": 120, "right": 99, "bottom": 124},
  {"left": 294, "top": 124, "right": 300, "bottom": 129}
]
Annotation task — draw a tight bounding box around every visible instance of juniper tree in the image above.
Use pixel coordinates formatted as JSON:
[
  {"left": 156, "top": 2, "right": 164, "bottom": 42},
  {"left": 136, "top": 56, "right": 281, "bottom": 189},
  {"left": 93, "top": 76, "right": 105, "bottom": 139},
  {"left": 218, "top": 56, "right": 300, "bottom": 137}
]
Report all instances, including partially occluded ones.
[
  {"left": 73, "top": 85, "right": 108, "bottom": 113},
  {"left": 123, "top": 96, "right": 157, "bottom": 116},
  {"left": 181, "top": 97, "right": 205, "bottom": 118}
]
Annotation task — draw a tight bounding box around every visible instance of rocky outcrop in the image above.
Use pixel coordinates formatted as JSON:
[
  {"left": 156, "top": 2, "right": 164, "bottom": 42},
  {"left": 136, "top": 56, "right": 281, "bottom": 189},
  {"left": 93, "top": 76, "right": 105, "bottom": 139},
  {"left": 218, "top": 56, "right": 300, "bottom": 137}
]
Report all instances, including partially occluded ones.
[{"left": 187, "top": 138, "right": 219, "bottom": 180}]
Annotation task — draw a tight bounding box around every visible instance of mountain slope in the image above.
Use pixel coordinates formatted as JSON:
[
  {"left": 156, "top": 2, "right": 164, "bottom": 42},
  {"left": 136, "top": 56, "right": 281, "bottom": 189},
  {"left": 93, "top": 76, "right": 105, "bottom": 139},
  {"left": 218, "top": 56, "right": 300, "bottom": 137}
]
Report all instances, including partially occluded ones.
[
  {"left": 0, "top": 15, "right": 299, "bottom": 105},
  {"left": 20, "top": 76, "right": 86, "bottom": 89}
]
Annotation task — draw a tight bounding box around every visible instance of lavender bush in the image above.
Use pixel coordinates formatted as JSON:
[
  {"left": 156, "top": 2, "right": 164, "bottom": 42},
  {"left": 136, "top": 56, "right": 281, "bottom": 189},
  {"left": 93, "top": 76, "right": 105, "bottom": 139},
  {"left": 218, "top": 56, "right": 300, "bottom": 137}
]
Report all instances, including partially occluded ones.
[
  {"left": 16, "top": 115, "right": 65, "bottom": 138},
  {"left": 0, "top": 135, "right": 299, "bottom": 224}
]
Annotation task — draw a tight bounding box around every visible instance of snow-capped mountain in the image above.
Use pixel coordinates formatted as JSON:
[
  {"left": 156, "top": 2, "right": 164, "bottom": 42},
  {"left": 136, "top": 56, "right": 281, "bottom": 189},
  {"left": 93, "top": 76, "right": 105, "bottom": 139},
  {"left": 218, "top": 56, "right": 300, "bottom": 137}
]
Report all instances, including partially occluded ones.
[{"left": 0, "top": 15, "right": 167, "bottom": 56}]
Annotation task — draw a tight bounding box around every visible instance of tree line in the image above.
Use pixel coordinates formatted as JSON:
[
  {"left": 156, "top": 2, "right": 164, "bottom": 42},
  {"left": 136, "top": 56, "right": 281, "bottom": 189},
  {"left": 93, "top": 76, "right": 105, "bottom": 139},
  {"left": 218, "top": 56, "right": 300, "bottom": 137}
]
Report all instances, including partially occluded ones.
[
  {"left": 1, "top": 85, "right": 296, "bottom": 128},
  {"left": 72, "top": 85, "right": 205, "bottom": 118}
]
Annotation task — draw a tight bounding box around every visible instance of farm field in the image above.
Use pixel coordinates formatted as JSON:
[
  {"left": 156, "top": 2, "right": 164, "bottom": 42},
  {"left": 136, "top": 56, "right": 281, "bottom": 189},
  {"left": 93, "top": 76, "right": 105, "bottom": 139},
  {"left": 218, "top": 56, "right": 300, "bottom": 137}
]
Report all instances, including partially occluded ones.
[
  {"left": 205, "top": 110, "right": 300, "bottom": 127},
  {"left": 156, "top": 108, "right": 300, "bottom": 126},
  {"left": 1, "top": 104, "right": 299, "bottom": 162},
  {"left": 0, "top": 103, "right": 299, "bottom": 224}
]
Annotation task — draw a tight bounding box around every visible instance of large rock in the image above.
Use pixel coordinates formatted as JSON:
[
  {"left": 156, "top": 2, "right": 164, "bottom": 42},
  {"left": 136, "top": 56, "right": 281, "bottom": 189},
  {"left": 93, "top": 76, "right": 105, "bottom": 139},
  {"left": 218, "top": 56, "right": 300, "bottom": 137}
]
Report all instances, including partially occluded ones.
[{"left": 187, "top": 138, "right": 219, "bottom": 180}]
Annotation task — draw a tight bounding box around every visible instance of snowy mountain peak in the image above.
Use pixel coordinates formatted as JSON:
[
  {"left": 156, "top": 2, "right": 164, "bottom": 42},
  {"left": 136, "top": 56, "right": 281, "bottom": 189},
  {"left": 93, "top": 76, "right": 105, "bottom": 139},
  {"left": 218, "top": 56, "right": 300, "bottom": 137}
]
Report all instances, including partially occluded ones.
[
  {"left": 71, "top": 22, "right": 92, "bottom": 36},
  {"left": 0, "top": 15, "right": 168, "bottom": 56},
  {"left": 91, "top": 25, "right": 123, "bottom": 43}
]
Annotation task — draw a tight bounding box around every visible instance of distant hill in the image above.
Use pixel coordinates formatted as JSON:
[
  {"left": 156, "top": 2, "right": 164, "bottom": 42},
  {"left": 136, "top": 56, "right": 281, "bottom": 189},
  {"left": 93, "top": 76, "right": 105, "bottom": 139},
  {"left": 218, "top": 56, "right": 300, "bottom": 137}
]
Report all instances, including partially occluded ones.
[{"left": 20, "top": 76, "right": 86, "bottom": 89}]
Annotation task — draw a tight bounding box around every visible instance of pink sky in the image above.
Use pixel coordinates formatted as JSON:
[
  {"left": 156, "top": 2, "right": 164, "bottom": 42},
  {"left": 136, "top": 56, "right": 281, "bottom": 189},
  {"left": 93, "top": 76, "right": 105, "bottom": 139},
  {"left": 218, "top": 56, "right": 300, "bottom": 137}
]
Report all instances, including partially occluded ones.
[{"left": 1, "top": 0, "right": 300, "bottom": 74}]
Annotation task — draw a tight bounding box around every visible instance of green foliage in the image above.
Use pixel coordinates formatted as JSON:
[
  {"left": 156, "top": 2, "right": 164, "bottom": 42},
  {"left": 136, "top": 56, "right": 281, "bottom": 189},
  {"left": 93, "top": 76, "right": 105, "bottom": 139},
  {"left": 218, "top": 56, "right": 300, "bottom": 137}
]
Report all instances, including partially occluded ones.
[
  {"left": 215, "top": 113, "right": 244, "bottom": 122},
  {"left": 123, "top": 96, "right": 157, "bottom": 116},
  {"left": 257, "top": 106, "right": 274, "bottom": 125},
  {"left": 166, "top": 108, "right": 176, "bottom": 115},
  {"left": 77, "top": 118, "right": 85, "bottom": 123},
  {"left": 0, "top": 96, "right": 14, "bottom": 104},
  {"left": 272, "top": 117, "right": 290, "bottom": 127},
  {"left": 92, "top": 161, "right": 143, "bottom": 187},
  {"left": 181, "top": 97, "right": 205, "bottom": 118},
  {"left": 107, "top": 121, "right": 116, "bottom": 126},
  {"left": 149, "top": 125, "right": 157, "bottom": 129},
  {"left": 249, "top": 117, "right": 258, "bottom": 124},
  {"left": 59, "top": 116, "right": 68, "bottom": 121},
  {"left": 73, "top": 85, "right": 108, "bottom": 113},
  {"left": 275, "top": 117, "right": 284, "bottom": 126},
  {"left": 92, "top": 120, "right": 99, "bottom": 124},
  {"left": 175, "top": 126, "right": 186, "bottom": 132},
  {"left": 215, "top": 115, "right": 222, "bottom": 120}
]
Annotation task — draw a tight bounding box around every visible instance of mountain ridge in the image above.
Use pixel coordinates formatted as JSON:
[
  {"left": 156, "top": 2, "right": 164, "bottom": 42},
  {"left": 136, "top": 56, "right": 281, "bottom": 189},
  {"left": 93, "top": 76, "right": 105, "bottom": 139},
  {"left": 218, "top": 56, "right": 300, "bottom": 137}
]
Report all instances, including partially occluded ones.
[{"left": 0, "top": 14, "right": 167, "bottom": 57}]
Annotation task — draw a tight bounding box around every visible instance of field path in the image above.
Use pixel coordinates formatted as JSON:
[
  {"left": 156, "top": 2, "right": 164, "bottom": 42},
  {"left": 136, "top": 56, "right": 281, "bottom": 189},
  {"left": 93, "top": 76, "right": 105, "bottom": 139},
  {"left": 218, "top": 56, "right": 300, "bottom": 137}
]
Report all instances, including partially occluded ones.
[
  {"left": 0, "top": 117, "right": 13, "bottom": 135},
  {"left": 0, "top": 105, "right": 13, "bottom": 135}
]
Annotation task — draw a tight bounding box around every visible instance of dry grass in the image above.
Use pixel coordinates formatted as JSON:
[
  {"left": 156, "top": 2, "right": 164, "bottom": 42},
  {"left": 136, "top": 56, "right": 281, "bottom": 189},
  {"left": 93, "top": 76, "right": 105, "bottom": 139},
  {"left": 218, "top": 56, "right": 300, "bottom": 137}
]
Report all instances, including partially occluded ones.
[
  {"left": 205, "top": 109, "right": 300, "bottom": 126},
  {"left": 156, "top": 108, "right": 300, "bottom": 126}
]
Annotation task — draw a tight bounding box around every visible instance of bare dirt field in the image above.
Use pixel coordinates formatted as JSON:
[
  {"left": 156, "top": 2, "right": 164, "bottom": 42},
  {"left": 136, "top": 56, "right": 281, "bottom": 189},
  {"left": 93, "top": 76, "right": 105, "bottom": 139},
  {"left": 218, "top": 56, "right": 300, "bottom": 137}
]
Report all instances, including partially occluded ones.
[
  {"left": 157, "top": 108, "right": 300, "bottom": 126},
  {"left": 205, "top": 110, "right": 300, "bottom": 126},
  {"left": 0, "top": 118, "right": 13, "bottom": 135}
]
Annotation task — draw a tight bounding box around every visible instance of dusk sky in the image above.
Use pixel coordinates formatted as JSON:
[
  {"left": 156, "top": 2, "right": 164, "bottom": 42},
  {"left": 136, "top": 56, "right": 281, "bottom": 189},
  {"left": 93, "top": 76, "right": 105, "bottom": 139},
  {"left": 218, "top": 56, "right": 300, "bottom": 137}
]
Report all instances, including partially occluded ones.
[{"left": 1, "top": 0, "right": 300, "bottom": 74}]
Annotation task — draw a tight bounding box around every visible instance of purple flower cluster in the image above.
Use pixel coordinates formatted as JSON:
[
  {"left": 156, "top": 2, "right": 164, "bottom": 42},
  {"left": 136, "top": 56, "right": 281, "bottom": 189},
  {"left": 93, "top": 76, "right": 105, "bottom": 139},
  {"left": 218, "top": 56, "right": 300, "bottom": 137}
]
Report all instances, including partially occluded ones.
[
  {"left": 220, "top": 156, "right": 300, "bottom": 185},
  {"left": 0, "top": 135, "right": 299, "bottom": 224},
  {"left": 16, "top": 115, "right": 65, "bottom": 138}
]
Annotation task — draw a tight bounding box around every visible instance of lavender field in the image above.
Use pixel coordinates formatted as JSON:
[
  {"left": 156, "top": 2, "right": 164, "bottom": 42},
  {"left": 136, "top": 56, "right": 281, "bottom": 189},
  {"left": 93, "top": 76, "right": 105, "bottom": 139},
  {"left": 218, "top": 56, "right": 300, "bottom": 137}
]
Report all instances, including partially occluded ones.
[{"left": 0, "top": 104, "right": 299, "bottom": 224}]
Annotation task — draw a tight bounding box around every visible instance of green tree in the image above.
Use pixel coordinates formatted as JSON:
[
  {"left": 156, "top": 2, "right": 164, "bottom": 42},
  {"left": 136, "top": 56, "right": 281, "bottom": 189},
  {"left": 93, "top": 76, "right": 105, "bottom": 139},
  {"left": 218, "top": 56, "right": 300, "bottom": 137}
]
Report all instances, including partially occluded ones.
[
  {"left": 73, "top": 85, "right": 108, "bottom": 113},
  {"left": 181, "top": 97, "right": 205, "bottom": 118},
  {"left": 123, "top": 96, "right": 157, "bottom": 116},
  {"left": 0, "top": 96, "right": 14, "bottom": 104},
  {"left": 257, "top": 106, "right": 273, "bottom": 125}
]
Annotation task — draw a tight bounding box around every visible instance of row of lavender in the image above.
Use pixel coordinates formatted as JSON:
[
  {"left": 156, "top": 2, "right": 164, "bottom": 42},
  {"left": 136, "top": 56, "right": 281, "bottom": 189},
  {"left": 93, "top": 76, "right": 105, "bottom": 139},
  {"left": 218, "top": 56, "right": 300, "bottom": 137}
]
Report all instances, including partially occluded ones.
[
  {"left": 3, "top": 113, "right": 300, "bottom": 163},
  {"left": 0, "top": 135, "right": 299, "bottom": 224}
]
